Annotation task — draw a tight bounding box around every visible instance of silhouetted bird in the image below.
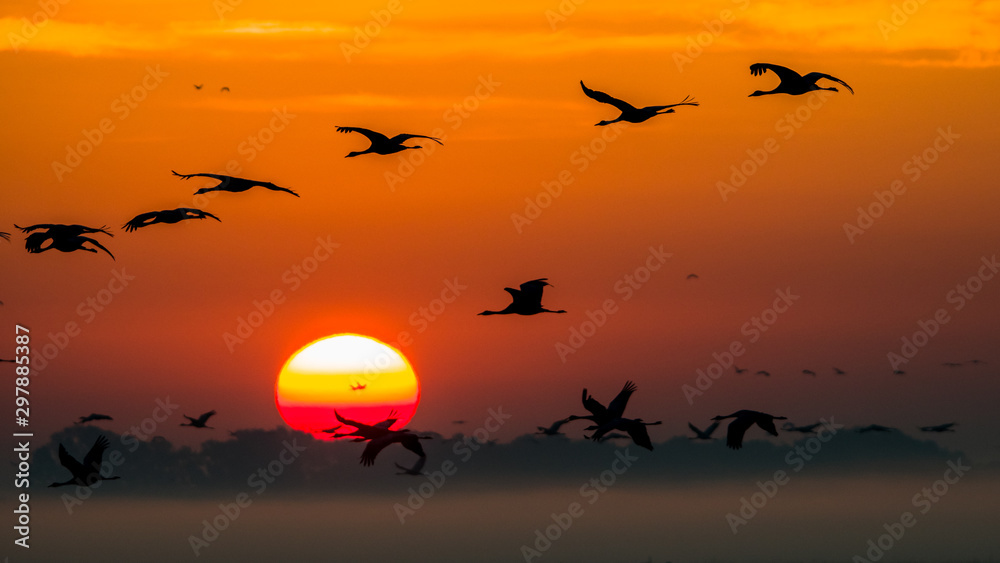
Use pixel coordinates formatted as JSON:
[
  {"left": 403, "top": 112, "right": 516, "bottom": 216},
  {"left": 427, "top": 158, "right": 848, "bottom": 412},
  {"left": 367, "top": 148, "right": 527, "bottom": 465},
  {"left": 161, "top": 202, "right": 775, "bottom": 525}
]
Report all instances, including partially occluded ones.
[
  {"left": 734, "top": 366, "right": 748, "bottom": 374},
  {"left": 16, "top": 223, "right": 114, "bottom": 259},
  {"left": 361, "top": 430, "right": 432, "bottom": 466},
  {"left": 711, "top": 410, "right": 787, "bottom": 450},
  {"left": 536, "top": 417, "right": 571, "bottom": 436},
  {"left": 194, "top": 84, "right": 203, "bottom": 90},
  {"left": 394, "top": 456, "right": 427, "bottom": 476},
  {"left": 588, "top": 417, "right": 661, "bottom": 450},
  {"left": 688, "top": 421, "right": 719, "bottom": 440},
  {"left": 180, "top": 410, "right": 216, "bottom": 429},
  {"left": 350, "top": 383, "right": 367, "bottom": 391},
  {"left": 782, "top": 422, "right": 821, "bottom": 434},
  {"left": 686, "top": 273, "right": 699, "bottom": 280},
  {"left": 220, "top": 86, "right": 230, "bottom": 92},
  {"left": 967, "top": 359, "right": 987, "bottom": 365},
  {"left": 123, "top": 208, "right": 220, "bottom": 232},
  {"left": 833, "top": 367, "right": 846, "bottom": 375},
  {"left": 919, "top": 423, "right": 956, "bottom": 433},
  {"left": 0, "top": 231, "right": 9, "bottom": 241},
  {"left": 749, "top": 63, "right": 854, "bottom": 97},
  {"left": 802, "top": 369, "right": 816, "bottom": 376},
  {"left": 756, "top": 370, "right": 771, "bottom": 377},
  {"left": 75, "top": 413, "right": 113, "bottom": 424},
  {"left": 328, "top": 409, "right": 400, "bottom": 440},
  {"left": 49, "top": 435, "right": 121, "bottom": 488},
  {"left": 566, "top": 381, "right": 637, "bottom": 428},
  {"left": 580, "top": 81, "right": 698, "bottom": 126},
  {"left": 892, "top": 369, "right": 906, "bottom": 375},
  {"left": 336, "top": 126, "right": 442, "bottom": 157},
  {"left": 479, "top": 278, "right": 565, "bottom": 315},
  {"left": 172, "top": 171, "right": 299, "bottom": 197},
  {"left": 857, "top": 424, "right": 895, "bottom": 433}
]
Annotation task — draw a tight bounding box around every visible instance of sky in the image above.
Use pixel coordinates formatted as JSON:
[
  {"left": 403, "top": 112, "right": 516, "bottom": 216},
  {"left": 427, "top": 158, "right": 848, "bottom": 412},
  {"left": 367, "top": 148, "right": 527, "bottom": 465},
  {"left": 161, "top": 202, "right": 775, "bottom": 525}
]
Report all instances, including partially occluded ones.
[{"left": 2, "top": 0, "right": 1000, "bottom": 561}]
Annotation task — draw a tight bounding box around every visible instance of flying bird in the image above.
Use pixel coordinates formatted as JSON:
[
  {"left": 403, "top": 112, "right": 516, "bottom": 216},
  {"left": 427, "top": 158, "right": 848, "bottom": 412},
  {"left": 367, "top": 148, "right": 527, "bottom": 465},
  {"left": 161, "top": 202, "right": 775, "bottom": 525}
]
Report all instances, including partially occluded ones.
[
  {"left": 919, "top": 423, "right": 956, "bottom": 433},
  {"left": 394, "top": 456, "right": 427, "bottom": 476},
  {"left": 336, "top": 126, "right": 442, "bottom": 157},
  {"left": 748, "top": 63, "right": 854, "bottom": 97},
  {"left": 220, "top": 86, "right": 230, "bottom": 92},
  {"left": 194, "top": 84, "right": 203, "bottom": 90},
  {"left": 588, "top": 417, "right": 661, "bottom": 450},
  {"left": 479, "top": 278, "right": 565, "bottom": 316},
  {"left": 711, "top": 410, "right": 787, "bottom": 450},
  {"left": 75, "top": 413, "right": 113, "bottom": 424},
  {"left": 328, "top": 410, "right": 400, "bottom": 440},
  {"left": 734, "top": 366, "right": 748, "bottom": 374},
  {"left": 1, "top": 231, "right": 9, "bottom": 241},
  {"left": 16, "top": 223, "right": 115, "bottom": 259},
  {"left": 782, "top": 422, "right": 821, "bottom": 434},
  {"left": 580, "top": 81, "right": 698, "bottom": 126},
  {"left": 180, "top": 410, "right": 217, "bottom": 429},
  {"left": 49, "top": 435, "right": 121, "bottom": 488},
  {"left": 536, "top": 417, "right": 572, "bottom": 436},
  {"left": 686, "top": 273, "right": 699, "bottom": 280},
  {"left": 350, "top": 383, "right": 367, "bottom": 391},
  {"left": 565, "top": 381, "right": 637, "bottom": 428},
  {"left": 892, "top": 369, "right": 906, "bottom": 375},
  {"left": 857, "top": 424, "right": 896, "bottom": 433},
  {"left": 802, "top": 369, "right": 817, "bottom": 376},
  {"left": 172, "top": 171, "right": 299, "bottom": 197},
  {"left": 756, "top": 370, "right": 771, "bottom": 377},
  {"left": 833, "top": 367, "right": 846, "bottom": 375},
  {"left": 123, "top": 208, "right": 220, "bottom": 232},
  {"left": 361, "top": 430, "right": 432, "bottom": 467},
  {"left": 688, "top": 421, "right": 720, "bottom": 440}
]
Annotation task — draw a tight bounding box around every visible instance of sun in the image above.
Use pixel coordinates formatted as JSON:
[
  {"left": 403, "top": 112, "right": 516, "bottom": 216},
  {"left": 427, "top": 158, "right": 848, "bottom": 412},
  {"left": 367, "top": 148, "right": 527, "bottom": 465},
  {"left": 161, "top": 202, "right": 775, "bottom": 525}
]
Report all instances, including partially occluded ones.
[{"left": 275, "top": 334, "right": 419, "bottom": 437}]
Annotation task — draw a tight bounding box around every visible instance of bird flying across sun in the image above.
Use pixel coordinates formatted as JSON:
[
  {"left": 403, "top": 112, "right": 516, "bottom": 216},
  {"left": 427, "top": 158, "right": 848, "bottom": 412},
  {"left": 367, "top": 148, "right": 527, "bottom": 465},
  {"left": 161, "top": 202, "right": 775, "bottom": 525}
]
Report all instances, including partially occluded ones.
[
  {"left": 351, "top": 383, "right": 367, "bottom": 391},
  {"left": 479, "top": 278, "right": 565, "bottom": 316},
  {"left": 336, "top": 126, "right": 443, "bottom": 157},
  {"left": 123, "top": 208, "right": 221, "bottom": 232},
  {"left": 580, "top": 81, "right": 698, "bottom": 126},
  {"left": 172, "top": 171, "right": 299, "bottom": 197},
  {"left": 748, "top": 63, "right": 854, "bottom": 97}
]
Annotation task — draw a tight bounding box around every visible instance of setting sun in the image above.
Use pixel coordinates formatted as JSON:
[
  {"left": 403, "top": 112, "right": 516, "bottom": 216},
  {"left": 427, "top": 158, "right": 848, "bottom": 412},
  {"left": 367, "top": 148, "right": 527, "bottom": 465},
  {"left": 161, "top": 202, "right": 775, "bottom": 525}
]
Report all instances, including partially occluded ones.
[{"left": 275, "top": 334, "right": 419, "bottom": 436}]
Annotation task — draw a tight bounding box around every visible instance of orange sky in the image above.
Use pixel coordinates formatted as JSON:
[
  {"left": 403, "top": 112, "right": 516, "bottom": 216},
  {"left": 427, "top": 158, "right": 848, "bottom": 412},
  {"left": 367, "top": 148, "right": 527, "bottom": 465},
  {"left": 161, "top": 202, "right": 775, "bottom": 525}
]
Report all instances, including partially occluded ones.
[{"left": 2, "top": 0, "right": 999, "bottom": 461}]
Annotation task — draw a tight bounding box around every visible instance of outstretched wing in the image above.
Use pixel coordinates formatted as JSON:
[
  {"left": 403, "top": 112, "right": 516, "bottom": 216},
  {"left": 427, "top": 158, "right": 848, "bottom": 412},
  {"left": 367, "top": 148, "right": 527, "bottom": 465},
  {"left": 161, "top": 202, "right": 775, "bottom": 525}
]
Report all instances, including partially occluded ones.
[
  {"left": 261, "top": 182, "right": 299, "bottom": 197},
  {"left": 82, "top": 435, "right": 111, "bottom": 470},
  {"left": 24, "top": 231, "right": 53, "bottom": 253},
  {"left": 336, "top": 126, "right": 390, "bottom": 146},
  {"left": 517, "top": 279, "right": 550, "bottom": 309},
  {"left": 0, "top": 231, "right": 9, "bottom": 241},
  {"left": 82, "top": 236, "right": 115, "bottom": 260},
  {"left": 58, "top": 444, "right": 87, "bottom": 475},
  {"left": 180, "top": 208, "right": 222, "bottom": 222},
  {"left": 624, "top": 422, "right": 654, "bottom": 451},
  {"left": 725, "top": 417, "right": 754, "bottom": 449},
  {"left": 749, "top": 63, "right": 803, "bottom": 84},
  {"left": 172, "top": 170, "right": 229, "bottom": 183},
  {"left": 607, "top": 380, "right": 637, "bottom": 418},
  {"left": 197, "top": 410, "right": 217, "bottom": 424},
  {"left": 335, "top": 409, "right": 381, "bottom": 434},
  {"left": 581, "top": 388, "right": 606, "bottom": 417},
  {"left": 803, "top": 72, "right": 854, "bottom": 94},
  {"left": 388, "top": 133, "right": 443, "bottom": 146},
  {"left": 123, "top": 211, "right": 159, "bottom": 232},
  {"left": 580, "top": 81, "right": 636, "bottom": 112},
  {"left": 360, "top": 434, "right": 396, "bottom": 466}
]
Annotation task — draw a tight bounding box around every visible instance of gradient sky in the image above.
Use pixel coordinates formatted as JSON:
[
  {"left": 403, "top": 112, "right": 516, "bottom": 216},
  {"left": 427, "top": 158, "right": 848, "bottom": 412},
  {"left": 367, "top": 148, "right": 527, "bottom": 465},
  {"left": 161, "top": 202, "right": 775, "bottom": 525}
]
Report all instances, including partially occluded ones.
[{"left": 2, "top": 0, "right": 999, "bottom": 560}]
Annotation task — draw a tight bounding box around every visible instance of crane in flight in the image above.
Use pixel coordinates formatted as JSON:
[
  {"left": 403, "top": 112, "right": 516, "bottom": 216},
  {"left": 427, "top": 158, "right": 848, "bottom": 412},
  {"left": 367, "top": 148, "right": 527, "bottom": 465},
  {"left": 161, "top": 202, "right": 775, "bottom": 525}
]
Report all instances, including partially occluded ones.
[
  {"left": 172, "top": 171, "right": 298, "bottom": 197},
  {"left": 748, "top": 63, "right": 854, "bottom": 97},
  {"left": 711, "top": 410, "right": 787, "bottom": 450},
  {"left": 919, "top": 423, "right": 956, "bottom": 433},
  {"left": 123, "top": 208, "right": 220, "bottom": 232},
  {"left": 580, "top": 81, "right": 698, "bottom": 126},
  {"left": 75, "top": 413, "right": 113, "bottom": 424},
  {"left": 16, "top": 223, "right": 115, "bottom": 259},
  {"left": 49, "top": 435, "right": 121, "bottom": 488},
  {"left": 479, "top": 278, "right": 565, "bottom": 315},
  {"left": 180, "top": 410, "right": 217, "bottom": 429},
  {"left": 688, "top": 421, "right": 720, "bottom": 440},
  {"left": 336, "top": 126, "right": 442, "bottom": 157}
]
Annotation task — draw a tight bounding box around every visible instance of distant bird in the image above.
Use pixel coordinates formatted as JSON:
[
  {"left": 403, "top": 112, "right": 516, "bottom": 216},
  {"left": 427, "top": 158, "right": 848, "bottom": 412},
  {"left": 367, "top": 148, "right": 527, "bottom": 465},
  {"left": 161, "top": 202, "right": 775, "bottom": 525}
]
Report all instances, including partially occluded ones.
[
  {"left": 180, "top": 410, "right": 216, "bottom": 429},
  {"left": 857, "top": 424, "right": 895, "bottom": 433},
  {"left": 588, "top": 417, "right": 661, "bottom": 450},
  {"left": 319, "top": 424, "right": 343, "bottom": 434},
  {"left": 1, "top": 231, "right": 9, "bottom": 241},
  {"left": 194, "top": 84, "right": 203, "bottom": 90},
  {"left": 16, "top": 223, "right": 114, "bottom": 259},
  {"left": 711, "top": 410, "right": 787, "bottom": 450},
  {"left": 536, "top": 417, "right": 571, "bottom": 436},
  {"left": 756, "top": 370, "right": 771, "bottom": 377},
  {"left": 919, "top": 423, "right": 956, "bottom": 433},
  {"left": 172, "top": 170, "right": 299, "bottom": 197},
  {"left": 892, "top": 369, "right": 906, "bottom": 375},
  {"left": 802, "top": 369, "right": 816, "bottom": 376},
  {"left": 565, "top": 381, "right": 637, "bottom": 428},
  {"left": 782, "top": 422, "right": 821, "bottom": 434},
  {"left": 967, "top": 359, "right": 987, "bottom": 365},
  {"left": 748, "top": 63, "right": 854, "bottom": 97},
  {"left": 123, "top": 208, "right": 220, "bottom": 232},
  {"left": 452, "top": 420, "right": 467, "bottom": 425},
  {"left": 479, "top": 278, "right": 565, "bottom": 316},
  {"left": 688, "top": 421, "right": 720, "bottom": 440},
  {"left": 686, "top": 273, "right": 699, "bottom": 280},
  {"left": 394, "top": 456, "right": 427, "bottom": 476},
  {"left": 833, "top": 367, "right": 846, "bottom": 375},
  {"left": 580, "top": 81, "right": 698, "bottom": 126},
  {"left": 336, "top": 126, "right": 442, "bottom": 157},
  {"left": 49, "top": 435, "right": 121, "bottom": 488},
  {"left": 350, "top": 383, "right": 367, "bottom": 391},
  {"left": 220, "top": 86, "right": 230, "bottom": 92},
  {"left": 75, "top": 413, "right": 113, "bottom": 424},
  {"left": 328, "top": 409, "right": 400, "bottom": 440},
  {"left": 734, "top": 366, "right": 748, "bottom": 374}
]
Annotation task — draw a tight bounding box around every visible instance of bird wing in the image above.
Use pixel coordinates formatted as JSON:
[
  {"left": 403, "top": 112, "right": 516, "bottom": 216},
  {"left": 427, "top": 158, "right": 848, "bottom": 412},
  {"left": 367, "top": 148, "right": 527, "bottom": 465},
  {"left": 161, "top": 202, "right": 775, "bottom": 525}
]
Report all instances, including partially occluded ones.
[
  {"left": 82, "top": 236, "right": 115, "bottom": 260},
  {"left": 336, "top": 126, "right": 390, "bottom": 146},
  {"left": 607, "top": 380, "right": 637, "bottom": 418},
  {"left": 756, "top": 416, "right": 780, "bottom": 437},
  {"left": 581, "top": 388, "right": 607, "bottom": 417},
  {"left": 750, "top": 63, "right": 803, "bottom": 83},
  {"left": 123, "top": 211, "right": 159, "bottom": 232},
  {"left": 0, "top": 231, "right": 10, "bottom": 241},
  {"left": 704, "top": 421, "right": 719, "bottom": 436},
  {"left": 172, "top": 170, "right": 230, "bottom": 182},
  {"left": 688, "top": 422, "right": 703, "bottom": 436},
  {"left": 360, "top": 434, "right": 396, "bottom": 466},
  {"left": 180, "top": 208, "right": 222, "bottom": 222},
  {"left": 580, "top": 81, "right": 636, "bottom": 112},
  {"left": 624, "top": 421, "right": 654, "bottom": 451},
  {"left": 335, "top": 410, "right": 383, "bottom": 435},
  {"left": 82, "top": 435, "right": 111, "bottom": 470},
  {"left": 197, "top": 410, "right": 217, "bottom": 424},
  {"left": 517, "top": 279, "right": 550, "bottom": 309},
  {"left": 58, "top": 444, "right": 87, "bottom": 476},
  {"left": 261, "top": 182, "right": 300, "bottom": 197},
  {"left": 408, "top": 455, "right": 427, "bottom": 474},
  {"left": 389, "top": 133, "right": 443, "bottom": 146},
  {"left": 401, "top": 434, "right": 428, "bottom": 457},
  {"left": 726, "top": 416, "right": 755, "bottom": 449},
  {"left": 804, "top": 72, "right": 854, "bottom": 94}
]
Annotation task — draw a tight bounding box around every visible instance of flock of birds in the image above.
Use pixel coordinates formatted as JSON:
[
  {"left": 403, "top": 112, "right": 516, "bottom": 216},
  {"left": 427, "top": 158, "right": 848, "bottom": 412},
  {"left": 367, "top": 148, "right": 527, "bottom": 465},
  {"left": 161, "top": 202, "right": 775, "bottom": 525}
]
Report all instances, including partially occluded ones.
[{"left": 13, "top": 61, "right": 963, "bottom": 487}]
